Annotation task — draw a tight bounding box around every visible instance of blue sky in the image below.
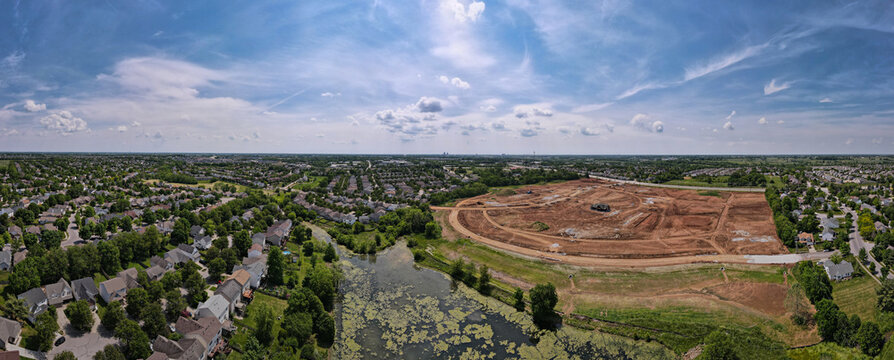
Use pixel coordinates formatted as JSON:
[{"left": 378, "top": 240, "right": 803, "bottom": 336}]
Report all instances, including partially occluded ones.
[{"left": 0, "top": 0, "right": 893, "bottom": 154}]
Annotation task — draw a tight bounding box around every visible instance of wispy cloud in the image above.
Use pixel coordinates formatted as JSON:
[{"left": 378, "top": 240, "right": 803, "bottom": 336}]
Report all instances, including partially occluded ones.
[{"left": 763, "top": 79, "right": 792, "bottom": 95}]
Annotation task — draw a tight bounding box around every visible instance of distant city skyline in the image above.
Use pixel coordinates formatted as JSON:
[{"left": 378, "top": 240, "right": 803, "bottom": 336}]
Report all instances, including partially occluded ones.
[{"left": 1, "top": 1, "right": 893, "bottom": 154}]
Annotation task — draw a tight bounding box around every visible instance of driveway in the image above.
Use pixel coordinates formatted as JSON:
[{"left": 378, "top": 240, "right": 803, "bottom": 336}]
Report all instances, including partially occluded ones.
[{"left": 47, "top": 306, "right": 119, "bottom": 359}]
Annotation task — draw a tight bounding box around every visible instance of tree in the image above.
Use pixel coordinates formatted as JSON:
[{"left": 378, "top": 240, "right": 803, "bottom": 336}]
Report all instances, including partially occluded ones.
[
  {"left": 64, "top": 300, "right": 95, "bottom": 332},
  {"left": 53, "top": 352, "right": 77, "bottom": 360},
  {"left": 165, "top": 290, "right": 187, "bottom": 321},
  {"left": 513, "top": 288, "right": 525, "bottom": 312},
  {"left": 701, "top": 330, "right": 739, "bottom": 360},
  {"left": 93, "top": 344, "right": 126, "bottom": 360},
  {"left": 208, "top": 258, "right": 227, "bottom": 283},
  {"left": 234, "top": 230, "right": 251, "bottom": 257},
  {"left": 255, "top": 304, "right": 276, "bottom": 345},
  {"left": 35, "top": 310, "right": 60, "bottom": 351},
  {"left": 424, "top": 221, "right": 441, "bottom": 239},
  {"left": 815, "top": 299, "right": 840, "bottom": 341},
  {"left": 171, "top": 218, "right": 190, "bottom": 245},
  {"left": 101, "top": 301, "right": 126, "bottom": 332},
  {"left": 41, "top": 230, "right": 64, "bottom": 249},
  {"left": 98, "top": 241, "right": 121, "bottom": 274},
  {"left": 323, "top": 243, "right": 337, "bottom": 262},
  {"left": 242, "top": 337, "right": 266, "bottom": 360},
  {"left": 855, "top": 321, "right": 883, "bottom": 356},
  {"left": 530, "top": 283, "right": 559, "bottom": 329},
  {"left": 878, "top": 279, "right": 894, "bottom": 312},
  {"left": 307, "top": 264, "right": 336, "bottom": 311},
  {"left": 1, "top": 295, "right": 28, "bottom": 322},
  {"left": 268, "top": 248, "right": 285, "bottom": 286},
  {"left": 115, "top": 319, "right": 151, "bottom": 360},
  {"left": 280, "top": 311, "right": 313, "bottom": 346},
  {"left": 302, "top": 241, "right": 314, "bottom": 257},
  {"left": 140, "top": 303, "right": 168, "bottom": 339},
  {"left": 314, "top": 312, "right": 335, "bottom": 348},
  {"left": 859, "top": 248, "right": 868, "bottom": 263},
  {"left": 125, "top": 288, "right": 149, "bottom": 318},
  {"left": 477, "top": 265, "right": 491, "bottom": 295}
]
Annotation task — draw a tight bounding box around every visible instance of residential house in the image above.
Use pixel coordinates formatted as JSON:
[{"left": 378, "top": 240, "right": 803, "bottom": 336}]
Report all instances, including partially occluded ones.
[
  {"left": 227, "top": 270, "right": 251, "bottom": 294},
  {"left": 190, "top": 225, "right": 205, "bottom": 238},
  {"left": 146, "top": 265, "right": 166, "bottom": 282},
  {"left": 821, "top": 218, "right": 840, "bottom": 230},
  {"left": 0, "top": 317, "right": 21, "bottom": 347},
  {"left": 876, "top": 221, "right": 889, "bottom": 233},
  {"left": 117, "top": 268, "right": 140, "bottom": 290},
  {"left": 165, "top": 244, "right": 200, "bottom": 265},
  {"left": 247, "top": 244, "right": 263, "bottom": 258},
  {"left": 251, "top": 233, "right": 266, "bottom": 247},
  {"left": 214, "top": 281, "right": 242, "bottom": 309},
  {"left": 265, "top": 219, "right": 292, "bottom": 247},
  {"left": 150, "top": 256, "right": 172, "bottom": 270},
  {"left": 232, "top": 256, "right": 266, "bottom": 289},
  {"left": 12, "top": 252, "right": 25, "bottom": 266},
  {"left": 194, "top": 235, "right": 213, "bottom": 250},
  {"left": 820, "top": 259, "right": 854, "bottom": 281},
  {"left": 196, "top": 294, "right": 230, "bottom": 324},
  {"left": 43, "top": 278, "right": 73, "bottom": 307},
  {"left": 99, "top": 277, "right": 127, "bottom": 304},
  {"left": 0, "top": 251, "right": 11, "bottom": 271},
  {"left": 17, "top": 288, "right": 48, "bottom": 323},
  {"left": 151, "top": 316, "right": 223, "bottom": 360},
  {"left": 797, "top": 232, "right": 814, "bottom": 246},
  {"left": 821, "top": 230, "right": 835, "bottom": 242},
  {"left": 6, "top": 226, "right": 21, "bottom": 240},
  {"left": 70, "top": 277, "right": 99, "bottom": 304}
]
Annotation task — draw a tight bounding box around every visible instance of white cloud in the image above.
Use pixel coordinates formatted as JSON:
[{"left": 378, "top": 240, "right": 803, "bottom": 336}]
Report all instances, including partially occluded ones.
[
  {"left": 520, "top": 128, "right": 538, "bottom": 137},
  {"left": 131, "top": 121, "right": 142, "bottom": 127},
  {"left": 571, "top": 102, "right": 613, "bottom": 113},
  {"left": 439, "top": 75, "right": 470, "bottom": 90},
  {"left": 116, "top": 125, "right": 128, "bottom": 132},
  {"left": 723, "top": 121, "right": 734, "bottom": 130},
  {"left": 725, "top": 110, "right": 736, "bottom": 121},
  {"left": 819, "top": 97, "right": 833, "bottom": 103},
  {"left": 441, "top": 0, "right": 485, "bottom": 23},
  {"left": 845, "top": 138, "right": 854, "bottom": 145},
  {"left": 23, "top": 100, "right": 46, "bottom": 112},
  {"left": 758, "top": 117, "right": 768, "bottom": 125},
  {"left": 416, "top": 97, "right": 444, "bottom": 113},
  {"left": 491, "top": 122, "right": 508, "bottom": 131},
  {"left": 96, "top": 57, "right": 225, "bottom": 99},
  {"left": 513, "top": 104, "right": 553, "bottom": 118},
  {"left": 776, "top": 119, "right": 785, "bottom": 124},
  {"left": 580, "top": 127, "right": 600, "bottom": 136},
  {"left": 321, "top": 92, "right": 341, "bottom": 97},
  {"left": 685, "top": 44, "right": 765, "bottom": 81},
  {"left": 763, "top": 79, "right": 792, "bottom": 95},
  {"left": 630, "top": 113, "right": 663, "bottom": 133},
  {"left": 617, "top": 83, "right": 666, "bottom": 100},
  {"left": 557, "top": 126, "right": 571, "bottom": 134},
  {"left": 39, "top": 111, "right": 88, "bottom": 134}
]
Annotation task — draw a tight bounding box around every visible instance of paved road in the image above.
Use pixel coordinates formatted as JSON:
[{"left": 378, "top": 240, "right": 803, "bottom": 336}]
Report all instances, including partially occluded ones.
[
  {"left": 744, "top": 251, "right": 835, "bottom": 264},
  {"left": 843, "top": 207, "right": 892, "bottom": 280},
  {"left": 48, "top": 307, "right": 118, "bottom": 359},
  {"left": 588, "top": 176, "right": 767, "bottom": 193},
  {"left": 61, "top": 214, "right": 82, "bottom": 248}
]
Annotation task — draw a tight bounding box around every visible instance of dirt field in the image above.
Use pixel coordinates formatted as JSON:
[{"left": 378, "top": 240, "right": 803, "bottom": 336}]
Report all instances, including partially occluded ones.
[{"left": 437, "top": 179, "right": 786, "bottom": 266}]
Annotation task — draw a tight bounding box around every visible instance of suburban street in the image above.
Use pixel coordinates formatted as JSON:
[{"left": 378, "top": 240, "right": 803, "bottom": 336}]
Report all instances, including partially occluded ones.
[
  {"left": 61, "top": 213, "right": 82, "bottom": 248},
  {"left": 844, "top": 207, "right": 892, "bottom": 281}
]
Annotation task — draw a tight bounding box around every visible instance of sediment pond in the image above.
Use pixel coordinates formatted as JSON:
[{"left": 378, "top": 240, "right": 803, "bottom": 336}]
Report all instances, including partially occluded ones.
[{"left": 307, "top": 224, "right": 674, "bottom": 360}]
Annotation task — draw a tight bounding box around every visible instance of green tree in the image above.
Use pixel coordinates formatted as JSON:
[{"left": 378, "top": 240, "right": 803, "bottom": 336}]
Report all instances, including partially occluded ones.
[
  {"left": 815, "top": 299, "right": 840, "bottom": 341},
  {"left": 513, "top": 287, "right": 525, "bottom": 312},
  {"left": 93, "top": 344, "right": 126, "bottom": 360},
  {"left": 255, "top": 304, "right": 276, "bottom": 345},
  {"left": 140, "top": 303, "right": 168, "bottom": 339},
  {"left": 530, "top": 283, "right": 559, "bottom": 329},
  {"left": 234, "top": 230, "right": 251, "bottom": 257},
  {"left": 115, "top": 319, "right": 152, "bottom": 360},
  {"left": 165, "top": 290, "right": 188, "bottom": 321},
  {"left": 323, "top": 243, "right": 337, "bottom": 262},
  {"left": 268, "top": 248, "right": 285, "bottom": 286},
  {"left": 307, "top": 264, "right": 337, "bottom": 311},
  {"left": 878, "top": 279, "right": 894, "bottom": 312},
  {"left": 171, "top": 218, "right": 190, "bottom": 245},
  {"left": 424, "top": 221, "right": 441, "bottom": 239},
  {"left": 1, "top": 295, "right": 28, "bottom": 322},
  {"left": 35, "top": 310, "right": 60, "bottom": 351},
  {"left": 314, "top": 312, "right": 336, "bottom": 348},
  {"left": 53, "top": 352, "right": 77, "bottom": 360},
  {"left": 98, "top": 241, "right": 121, "bottom": 274},
  {"left": 64, "top": 299, "right": 95, "bottom": 332},
  {"left": 855, "top": 321, "right": 883, "bottom": 356},
  {"left": 280, "top": 311, "right": 313, "bottom": 346},
  {"left": 859, "top": 248, "right": 868, "bottom": 263},
  {"left": 101, "top": 301, "right": 126, "bottom": 332},
  {"left": 207, "top": 258, "right": 227, "bottom": 283},
  {"left": 477, "top": 265, "right": 491, "bottom": 295},
  {"left": 701, "top": 330, "right": 739, "bottom": 360},
  {"left": 302, "top": 241, "right": 314, "bottom": 257},
  {"left": 242, "top": 337, "right": 266, "bottom": 360},
  {"left": 125, "top": 288, "right": 149, "bottom": 318}
]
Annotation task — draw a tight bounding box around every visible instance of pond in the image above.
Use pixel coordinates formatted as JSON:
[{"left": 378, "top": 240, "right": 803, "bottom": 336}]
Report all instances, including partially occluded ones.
[{"left": 307, "top": 224, "right": 674, "bottom": 360}]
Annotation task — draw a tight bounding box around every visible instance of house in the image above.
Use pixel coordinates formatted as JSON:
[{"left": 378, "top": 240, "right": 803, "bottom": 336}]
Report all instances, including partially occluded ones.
[
  {"left": 43, "top": 278, "right": 73, "bottom": 306},
  {"left": 146, "top": 265, "right": 166, "bottom": 281},
  {"left": 190, "top": 225, "right": 205, "bottom": 238},
  {"left": 251, "top": 233, "right": 266, "bottom": 247},
  {"left": 227, "top": 270, "right": 251, "bottom": 293},
  {"left": 12, "top": 252, "right": 25, "bottom": 266},
  {"left": 821, "top": 218, "right": 839, "bottom": 230},
  {"left": 117, "top": 268, "right": 140, "bottom": 290},
  {"left": 99, "top": 277, "right": 127, "bottom": 304},
  {"left": 247, "top": 244, "right": 263, "bottom": 258},
  {"left": 0, "top": 350, "right": 19, "bottom": 360},
  {"left": 214, "top": 281, "right": 242, "bottom": 308},
  {"left": 861, "top": 203, "right": 878, "bottom": 214},
  {"left": 232, "top": 256, "right": 267, "bottom": 289},
  {"left": 150, "top": 256, "right": 173, "bottom": 270},
  {"left": 875, "top": 221, "right": 889, "bottom": 233},
  {"left": 149, "top": 335, "right": 206, "bottom": 360},
  {"left": 165, "top": 244, "right": 200, "bottom": 265},
  {"left": 170, "top": 316, "right": 223, "bottom": 360},
  {"left": 0, "top": 251, "right": 11, "bottom": 271},
  {"left": 194, "top": 235, "right": 213, "bottom": 250},
  {"left": 6, "top": 226, "right": 21, "bottom": 239},
  {"left": 820, "top": 259, "right": 854, "bottom": 281},
  {"left": 17, "top": 288, "right": 48, "bottom": 323},
  {"left": 0, "top": 317, "right": 21, "bottom": 347},
  {"left": 265, "top": 219, "right": 292, "bottom": 247},
  {"left": 70, "top": 277, "right": 99, "bottom": 304},
  {"left": 821, "top": 230, "right": 835, "bottom": 242},
  {"left": 797, "top": 232, "right": 814, "bottom": 245},
  {"left": 196, "top": 294, "right": 230, "bottom": 324}
]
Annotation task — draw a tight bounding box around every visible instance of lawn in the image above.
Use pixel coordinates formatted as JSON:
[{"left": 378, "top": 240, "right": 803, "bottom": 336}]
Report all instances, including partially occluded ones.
[
  {"left": 832, "top": 275, "right": 880, "bottom": 321},
  {"left": 292, "top": 176, "right": 327, "bottom": 191},
  {"left": 788, "top": 342, "right": 871, "bottom": 360},
  {"left": 231, "top": 293, "right": 289, "bottom": 350},
  {"left": 0, "top": 160, "right": 9, "bottom": 168}
]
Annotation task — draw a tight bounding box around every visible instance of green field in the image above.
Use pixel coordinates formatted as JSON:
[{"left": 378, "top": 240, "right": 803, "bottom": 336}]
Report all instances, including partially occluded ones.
[
  {"left": 832, "top": 275, "right": 880, "bottom": 321},
  {"left": 0, "top": 160, "right": 9, "bottom": 168},
  {"left": 788, "top": 342, "right": 871, "bottom": 360},
  {"left": 292, "top": 176, "right": 327, "bottom": 191},
  {"left": 664, "top": 175, "right": 783, "bottom": 188}
]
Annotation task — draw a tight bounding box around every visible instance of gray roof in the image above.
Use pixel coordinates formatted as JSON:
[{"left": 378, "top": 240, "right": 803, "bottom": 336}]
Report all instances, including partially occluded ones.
[
  {"left": 0, "top": 317, "right": 21, "bottom": 344},
  {"left": 198, "top": 294, "right": 230, "bottom": 319},
  {"left": 146, "top": 265, "right": 166, "bottom": 280},
  {"left": 18, "top": 287, "right": 47, "bottom": 316},
  {"left": 44, "top": 278, "right": 72, "bottom": 306},
  {"left": 71, "top": 277, "right": 99, "bottom": 302},
  {"left": 822, "top": 260, "right": 854, "bottom": 278},
  {"left": 214, "top": 280, "right": 242, "bottom": 304},
  {"left": 0, "top": 251, "right": 10, "bottom": 267}
]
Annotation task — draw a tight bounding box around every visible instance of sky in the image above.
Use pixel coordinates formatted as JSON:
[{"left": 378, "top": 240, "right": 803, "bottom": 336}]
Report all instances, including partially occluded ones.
[{"left": 0, "top": 0, "right": 893, "bottom": 154}]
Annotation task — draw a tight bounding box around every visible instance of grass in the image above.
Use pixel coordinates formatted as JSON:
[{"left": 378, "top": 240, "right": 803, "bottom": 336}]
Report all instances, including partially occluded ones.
[
  {"left": 0, "top": 160, "right": 9, "bottom": 168},
  {"left": 231, "top": 293, "right": 288, "bottom": 349},
  {"left": 291, "top": 176, "right": 327, "bottom": 191},
  {"left": 832, "top": 275, "right": 881, "bottom": 321},
  {"left": 788, "top": 342, "right": 871, "bottom": 360}
]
